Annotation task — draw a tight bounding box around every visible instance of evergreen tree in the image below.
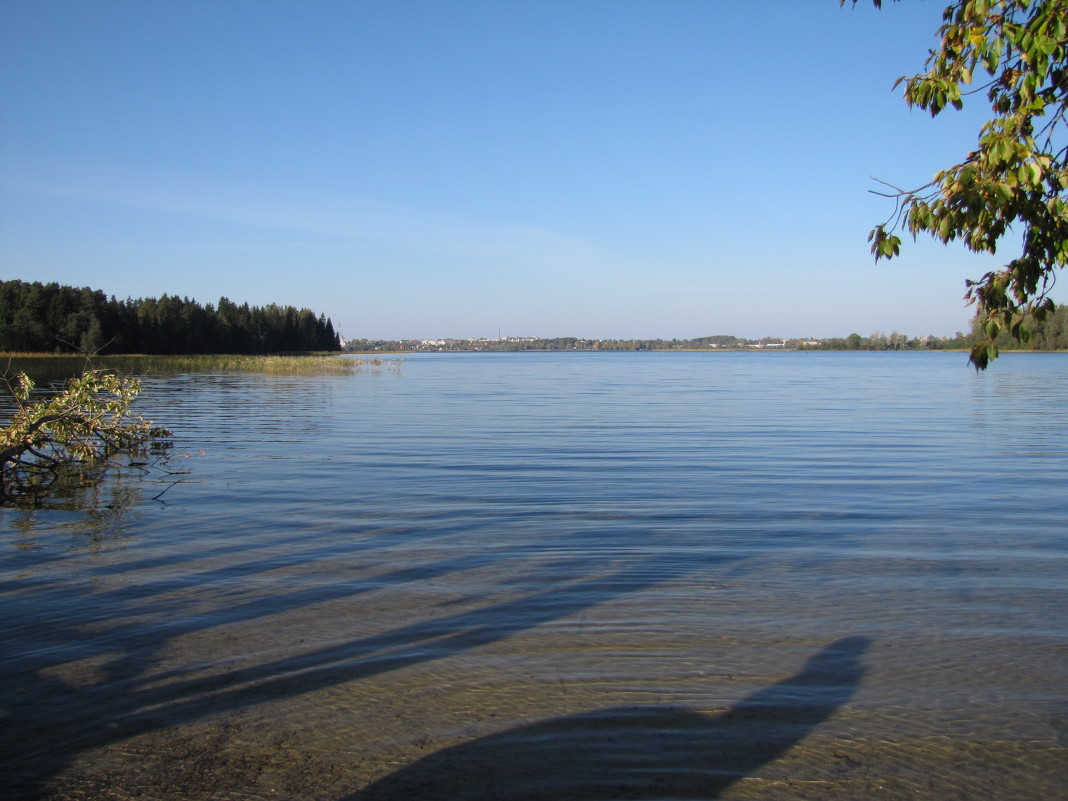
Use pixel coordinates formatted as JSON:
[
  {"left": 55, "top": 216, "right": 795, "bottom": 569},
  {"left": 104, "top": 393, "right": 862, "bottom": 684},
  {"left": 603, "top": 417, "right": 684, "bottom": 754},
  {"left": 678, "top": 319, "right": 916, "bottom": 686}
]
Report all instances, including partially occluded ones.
[{"left": 0, "top": 280, "right": 342, "bottom": 355}]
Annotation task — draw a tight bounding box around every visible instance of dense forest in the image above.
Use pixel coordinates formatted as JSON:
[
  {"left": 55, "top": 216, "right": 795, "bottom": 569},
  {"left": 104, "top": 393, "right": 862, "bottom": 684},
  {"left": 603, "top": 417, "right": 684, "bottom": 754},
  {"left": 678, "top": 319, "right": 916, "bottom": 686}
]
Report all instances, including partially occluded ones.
[{"left": 0, "top": 280, "right": 341, "bottom": 354}]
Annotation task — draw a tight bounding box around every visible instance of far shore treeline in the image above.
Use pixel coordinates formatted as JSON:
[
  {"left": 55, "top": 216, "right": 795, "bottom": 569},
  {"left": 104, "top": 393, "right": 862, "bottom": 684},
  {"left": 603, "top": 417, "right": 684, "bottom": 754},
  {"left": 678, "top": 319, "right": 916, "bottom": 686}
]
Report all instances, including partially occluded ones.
[
  {"left": 3, "top": 278, "right": 1066, "bottom": 357},
  {"left": 346, "top": 307, "right": 1068, "bottom": 354},
  {"left": 0, "top": 280, "right": 341, "bottom": 354}
]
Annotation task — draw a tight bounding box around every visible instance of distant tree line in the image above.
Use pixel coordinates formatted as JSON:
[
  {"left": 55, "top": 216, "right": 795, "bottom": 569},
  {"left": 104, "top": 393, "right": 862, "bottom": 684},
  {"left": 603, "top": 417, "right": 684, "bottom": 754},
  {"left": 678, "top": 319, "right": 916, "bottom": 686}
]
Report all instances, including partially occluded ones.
[
  {"left": 345, "top": 310, "right": 1068, "bottom": 354},
  {"left": 345, "top": 336, "right": 752, "bottom": 352},
  {"left": 973, "top": 303, "right": 1068, "bottom": 353},
  {"left": 0, "top": 280, "right": 341, "bottom": 354},
  {"left": 806, "top": 307, "right": 1068, "bottom": 353},
  {"left": 803, "top": 331, "right": 971, "bottom": 351}
]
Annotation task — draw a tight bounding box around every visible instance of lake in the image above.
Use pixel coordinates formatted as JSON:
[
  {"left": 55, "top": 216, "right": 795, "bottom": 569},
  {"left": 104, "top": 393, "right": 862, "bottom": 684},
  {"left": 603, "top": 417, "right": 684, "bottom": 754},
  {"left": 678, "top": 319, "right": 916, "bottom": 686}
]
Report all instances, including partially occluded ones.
[{"left": 2, "top": 351, "right": 1066, "bottom": 800}]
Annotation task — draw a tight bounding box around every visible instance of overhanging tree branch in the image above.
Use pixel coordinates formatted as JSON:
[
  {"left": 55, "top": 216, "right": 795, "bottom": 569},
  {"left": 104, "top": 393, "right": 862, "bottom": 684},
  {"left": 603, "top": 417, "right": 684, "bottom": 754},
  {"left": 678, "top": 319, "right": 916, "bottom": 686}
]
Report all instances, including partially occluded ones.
[{"left": 846, "top": 0, "right": 1068, "bottom": 368}]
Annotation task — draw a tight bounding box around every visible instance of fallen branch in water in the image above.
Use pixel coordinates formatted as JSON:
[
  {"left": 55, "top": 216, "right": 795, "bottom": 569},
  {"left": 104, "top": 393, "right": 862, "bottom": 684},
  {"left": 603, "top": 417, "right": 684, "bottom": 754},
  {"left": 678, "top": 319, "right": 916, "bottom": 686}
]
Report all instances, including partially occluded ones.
[{"left": 1, "top": 368, "right": 171, "bottom": 506}]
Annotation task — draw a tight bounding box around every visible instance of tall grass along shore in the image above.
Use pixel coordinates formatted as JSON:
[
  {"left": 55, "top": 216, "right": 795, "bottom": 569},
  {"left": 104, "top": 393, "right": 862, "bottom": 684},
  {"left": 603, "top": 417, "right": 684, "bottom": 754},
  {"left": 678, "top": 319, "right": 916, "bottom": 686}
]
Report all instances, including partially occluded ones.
[{"left": 2, "top": 353, "right": 400, "bottom": 383}]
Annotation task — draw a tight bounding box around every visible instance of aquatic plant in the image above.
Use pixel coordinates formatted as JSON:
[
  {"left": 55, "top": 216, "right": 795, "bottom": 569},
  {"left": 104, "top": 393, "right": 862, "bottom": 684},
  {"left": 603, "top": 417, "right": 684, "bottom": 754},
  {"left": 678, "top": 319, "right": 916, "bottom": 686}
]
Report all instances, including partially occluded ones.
[{"left": 0, "top": 353, "right": 401, "bottom": 382}]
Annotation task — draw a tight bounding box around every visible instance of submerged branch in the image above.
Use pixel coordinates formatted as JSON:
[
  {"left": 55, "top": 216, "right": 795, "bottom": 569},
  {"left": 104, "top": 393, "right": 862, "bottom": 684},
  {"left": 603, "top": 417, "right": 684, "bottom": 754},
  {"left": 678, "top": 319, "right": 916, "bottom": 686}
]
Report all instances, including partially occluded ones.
[{"left": 1, "top": 368, "right": 172, "bottom": 506}]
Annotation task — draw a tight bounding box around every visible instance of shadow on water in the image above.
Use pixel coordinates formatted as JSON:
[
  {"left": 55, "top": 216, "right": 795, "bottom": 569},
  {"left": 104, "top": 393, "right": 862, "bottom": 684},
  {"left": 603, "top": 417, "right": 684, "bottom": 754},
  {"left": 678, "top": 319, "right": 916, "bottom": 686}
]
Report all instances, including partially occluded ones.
[
  {"left": 347, "top": 636, "right": 871, "bottom": 801},
  {"left": 1, "top": 364, "right": 876, "bottom": 798},
  {"left": 0, "top": 376, "right": 886, "bottom": 799},
  {"left": 0, "top": 504, "right": 767, "bottom": 800}
]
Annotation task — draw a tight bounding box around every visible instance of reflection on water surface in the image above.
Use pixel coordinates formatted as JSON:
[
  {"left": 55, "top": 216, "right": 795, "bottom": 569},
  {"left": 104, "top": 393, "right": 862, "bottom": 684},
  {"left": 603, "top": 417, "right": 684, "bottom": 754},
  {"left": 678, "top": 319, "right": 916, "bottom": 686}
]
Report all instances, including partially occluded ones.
[{"left": 1, "top": 352, "right": 1066, "bottom": 800}]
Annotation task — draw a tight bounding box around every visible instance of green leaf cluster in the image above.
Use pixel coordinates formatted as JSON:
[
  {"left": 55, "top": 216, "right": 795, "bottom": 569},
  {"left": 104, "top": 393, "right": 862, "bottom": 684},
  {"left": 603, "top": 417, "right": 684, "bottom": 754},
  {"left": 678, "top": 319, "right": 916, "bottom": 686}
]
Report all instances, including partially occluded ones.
[
  {"left": 848, "top": 0, "right": 1068, "bottom": 369},
  {"left": 1, "top": 369, "right": 170, "bottom": 504}
]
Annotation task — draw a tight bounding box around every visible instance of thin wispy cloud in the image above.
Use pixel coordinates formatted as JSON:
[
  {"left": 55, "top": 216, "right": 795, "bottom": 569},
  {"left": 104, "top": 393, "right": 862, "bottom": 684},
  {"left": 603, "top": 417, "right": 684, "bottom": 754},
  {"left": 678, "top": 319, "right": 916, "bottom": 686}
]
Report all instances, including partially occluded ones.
[{"left": 3, "top": 168, "right": 608, "bottom": 272}]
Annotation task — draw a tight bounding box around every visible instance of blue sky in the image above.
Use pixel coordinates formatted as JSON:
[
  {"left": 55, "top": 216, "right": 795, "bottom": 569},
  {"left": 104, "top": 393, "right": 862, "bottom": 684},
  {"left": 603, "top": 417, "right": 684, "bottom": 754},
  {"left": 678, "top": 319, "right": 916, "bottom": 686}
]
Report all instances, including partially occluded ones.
[{"left": 0, "top": 0, "right": 1037, "bottom": 341}]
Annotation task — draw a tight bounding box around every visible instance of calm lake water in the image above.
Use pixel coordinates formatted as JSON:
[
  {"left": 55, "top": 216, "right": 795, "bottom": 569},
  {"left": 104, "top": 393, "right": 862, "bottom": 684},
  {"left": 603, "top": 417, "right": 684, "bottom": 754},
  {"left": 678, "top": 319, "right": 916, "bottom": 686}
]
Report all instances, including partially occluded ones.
[{"left": 2, "top": 351, "right": 1066, "bottom": 800}]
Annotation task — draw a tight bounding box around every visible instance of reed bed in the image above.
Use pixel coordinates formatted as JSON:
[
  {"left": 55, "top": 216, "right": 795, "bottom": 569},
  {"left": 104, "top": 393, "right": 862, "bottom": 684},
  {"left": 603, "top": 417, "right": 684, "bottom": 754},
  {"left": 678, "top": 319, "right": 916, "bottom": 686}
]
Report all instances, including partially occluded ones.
[{"left": 2, "top": 353, "right": 400, "bottom": 383}]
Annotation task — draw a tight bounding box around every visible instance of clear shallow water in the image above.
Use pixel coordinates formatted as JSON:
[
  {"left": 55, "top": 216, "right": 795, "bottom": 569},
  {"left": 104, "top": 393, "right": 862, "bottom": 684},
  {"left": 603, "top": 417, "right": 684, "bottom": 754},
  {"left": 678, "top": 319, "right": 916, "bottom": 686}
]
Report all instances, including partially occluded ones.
[{"left": 1, "top": 351, "right": 1066, "bottom": 800}]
